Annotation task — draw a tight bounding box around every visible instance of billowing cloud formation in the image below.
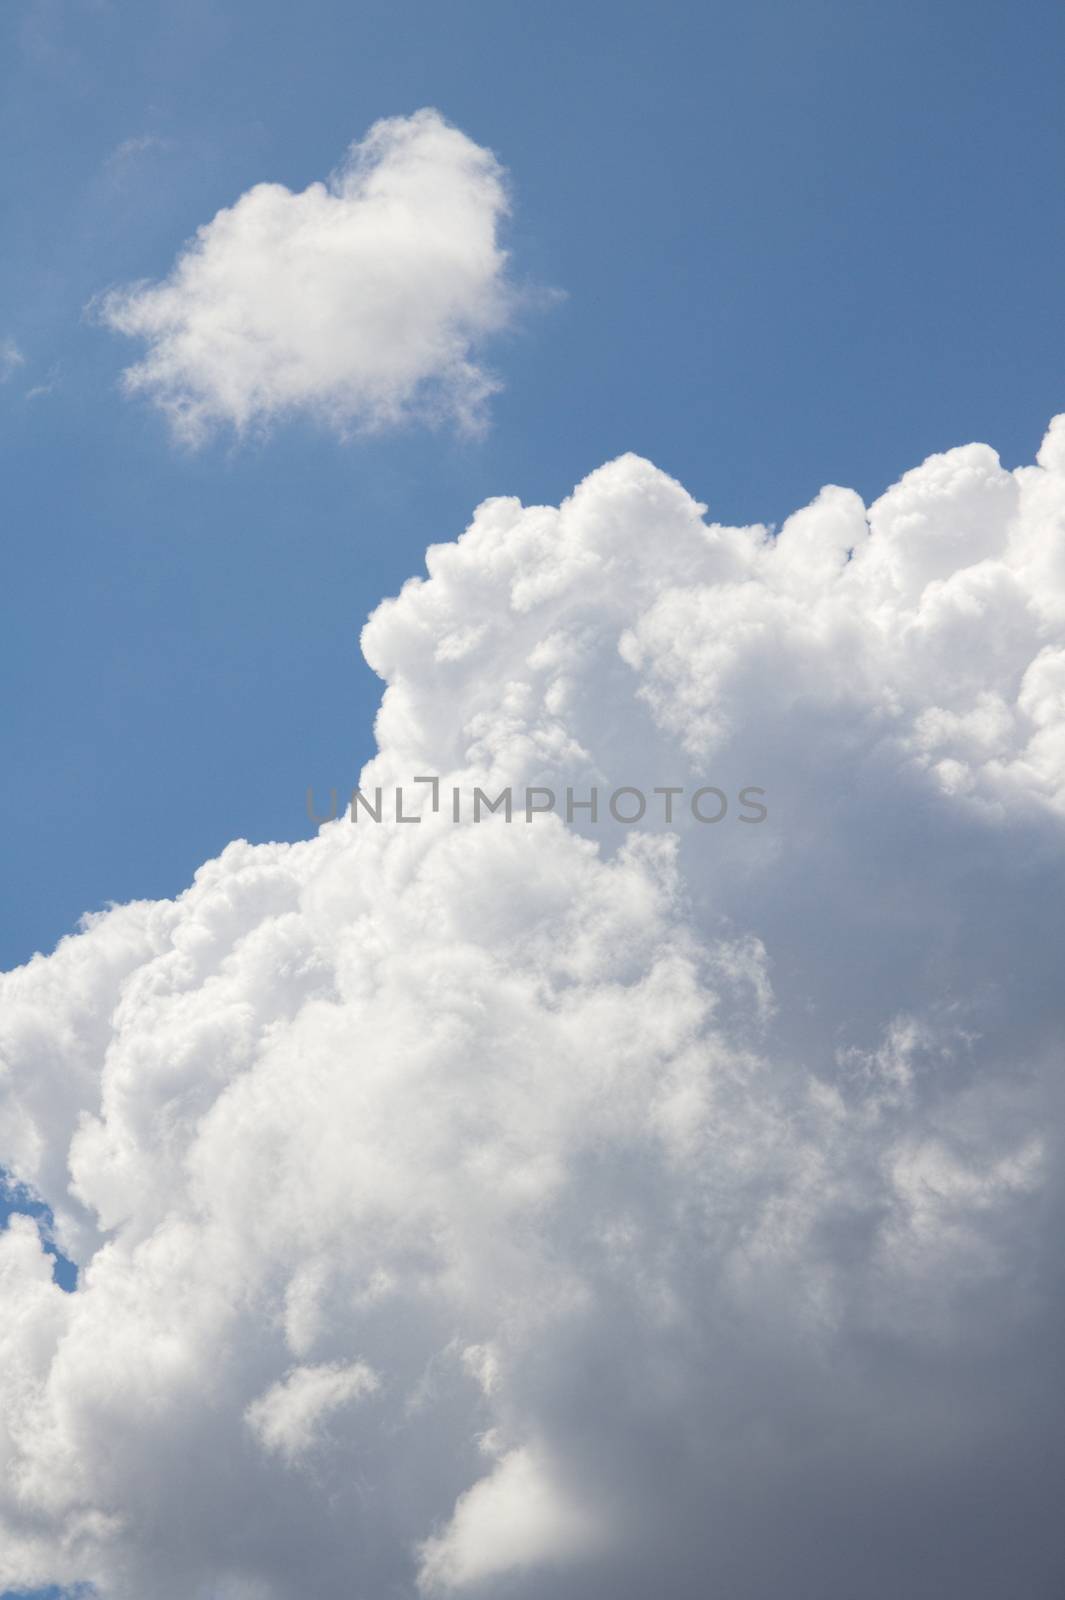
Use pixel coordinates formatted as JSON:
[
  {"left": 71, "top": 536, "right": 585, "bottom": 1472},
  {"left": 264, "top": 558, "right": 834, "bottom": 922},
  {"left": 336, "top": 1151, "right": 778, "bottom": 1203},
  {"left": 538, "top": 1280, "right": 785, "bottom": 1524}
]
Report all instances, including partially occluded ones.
[
  {"left": 99, "top": 110, "right": 513, "bottom": 443},
  {"left": 2, "top": 422, "right": 1065, "bottom": 1597}
]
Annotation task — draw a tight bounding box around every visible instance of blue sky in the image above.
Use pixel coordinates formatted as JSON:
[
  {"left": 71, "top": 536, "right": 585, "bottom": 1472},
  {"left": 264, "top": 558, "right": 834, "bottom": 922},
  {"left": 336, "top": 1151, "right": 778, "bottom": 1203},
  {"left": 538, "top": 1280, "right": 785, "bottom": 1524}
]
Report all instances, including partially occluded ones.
[{"left": 2, "top": 0, "right": 1064, "bottom": 974}]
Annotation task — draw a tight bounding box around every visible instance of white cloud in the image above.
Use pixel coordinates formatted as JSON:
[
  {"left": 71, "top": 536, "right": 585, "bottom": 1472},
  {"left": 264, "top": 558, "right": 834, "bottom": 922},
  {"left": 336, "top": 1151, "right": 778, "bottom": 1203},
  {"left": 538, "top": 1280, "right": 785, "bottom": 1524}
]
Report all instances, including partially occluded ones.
[
  {"left": 245, "top": 1361, "right": 379, "bottom": 1464},
  {"left": 98, "top": 109, "right": 516, "bottom": 444},
  {"left": 104, "top": 133, "right": 172, "bottom": 173},
  {"left": 1, "top": 420, "right": 1065, "bottom": 1597},
  {"left": 0, "top": 338, "right": 25, "bottom": 381},
  {"left": 25, "top": 361, "right": 61, "bottom": 402},
  {"left": 417, "top": 1447, "right": 604, "bottom": 1593}
]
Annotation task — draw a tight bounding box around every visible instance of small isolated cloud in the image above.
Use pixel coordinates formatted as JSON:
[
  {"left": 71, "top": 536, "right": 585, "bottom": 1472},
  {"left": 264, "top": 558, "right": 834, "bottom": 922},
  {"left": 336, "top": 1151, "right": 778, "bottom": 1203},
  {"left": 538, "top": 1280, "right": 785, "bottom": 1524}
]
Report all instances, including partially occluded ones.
[
  {"left": 25, "top": 361, "right": 61, "bottom": 402},
  {"left": 103, "top": 132, "right": 174, "bottom": 177},
  {"left": 97, "top": 109, "right": 516, "bottom": 445},
  {"left": 0, "top": 338, "right": 25, "bottom": 381}
]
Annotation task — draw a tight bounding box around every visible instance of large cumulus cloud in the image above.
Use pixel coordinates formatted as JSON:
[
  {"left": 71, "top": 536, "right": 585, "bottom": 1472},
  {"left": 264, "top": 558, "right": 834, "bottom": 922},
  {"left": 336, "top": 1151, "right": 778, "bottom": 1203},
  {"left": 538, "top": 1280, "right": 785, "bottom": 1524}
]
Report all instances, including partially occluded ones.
[
  {"left": 98, "top": 110, "right": 515, "bottom": 444},
  {"left": 2, "top": 421, "right": 1065, "bottom": 1598}
]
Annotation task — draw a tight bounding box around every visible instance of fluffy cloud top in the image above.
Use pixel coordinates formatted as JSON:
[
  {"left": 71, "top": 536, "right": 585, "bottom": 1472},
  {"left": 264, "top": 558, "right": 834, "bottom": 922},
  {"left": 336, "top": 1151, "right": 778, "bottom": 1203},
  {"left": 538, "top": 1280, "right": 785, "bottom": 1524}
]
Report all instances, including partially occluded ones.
[
  {"left": 1, "top": 421, "right": 1065, "bottom": 1598},
  {"left": 98, "top": 110, "right": 514, "bottom": 443}
]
